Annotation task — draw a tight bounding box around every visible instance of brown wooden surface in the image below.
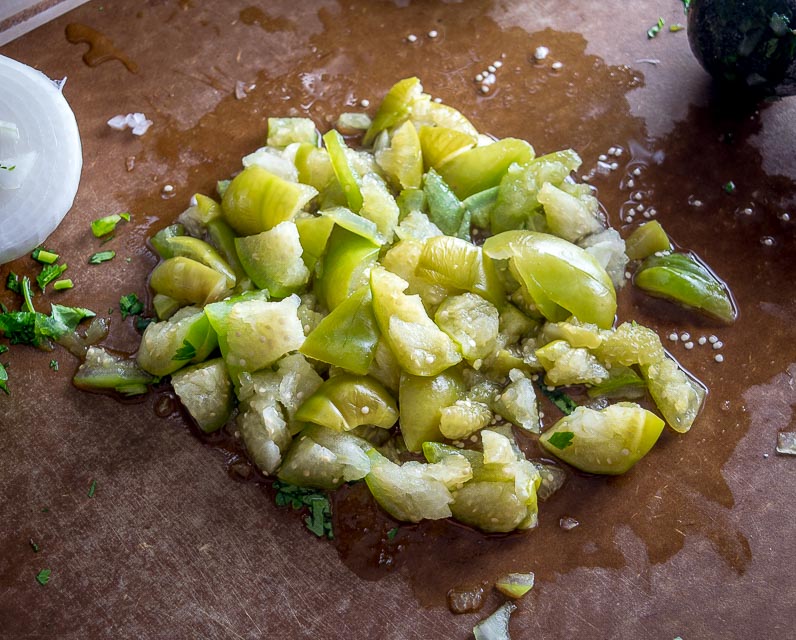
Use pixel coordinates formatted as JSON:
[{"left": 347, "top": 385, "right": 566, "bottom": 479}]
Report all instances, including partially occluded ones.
[{"left": 1, "top": 1, "right": 795, "bottom": 638}]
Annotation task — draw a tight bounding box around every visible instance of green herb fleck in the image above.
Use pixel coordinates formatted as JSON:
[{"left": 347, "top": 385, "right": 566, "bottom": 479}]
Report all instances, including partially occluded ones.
[
  {"left": 538, "top": 384, "right": 578, "bottom": 415},
  {"left": 88, "top": 479, "right": 97, "bottom": 498},
  {"left": 134, "top": 315, "right": 154, "bottom": 332},
  {"left": 6, "top": 272, "right": 21, "bottom": 294},
  {"left": 35, "top": 568, "right": 51, "bottom": 586},
  {"left": 31, "top": 247, "right": 59, "bottom": 264},
  {"left": 37, "top": 263, "right": 68, "bottom": 292},
  {"left": 547, "top": 431, "right": 575, "bottom": 450},
  {"left": 0, "top": 303, "right": 95, "bottom": 347},
  {"left": 0, "top": 362, "right": 8, "bottom": 395},
  {"left": 49, "top": 359, "right": 59, "bottom": 371},
  {"left": 53, "top": 279, "right": 74, "bottom": 291},
  {"left": 41, "top": 507, "right": 49, "bottom": 513},
  {"left": 30, "top": 539, "right": 40, "bottom": 553},
  {"left": 119, "top": 293, "right": 144, "bottom": 320},
  {"left": 273, "top": 481, "right": 333, "bottom": 539},
  {"left": 88, "top": 250, "right": 116, "bottom": 265},
  {"left": 173, "top": 340, "right": 196, "bottom": 361},
  {"left": 723, "top": 180, "right": 736, "bottom": 194},
  {"left": 681, "top": 0, "right": 691, "bottom": 13},
  {"left": 387, "top": 527, "right": 399, "bottom": 541},
  {"left": 0, "top": 345, "right": 7, "bottom": 354},
  {"left": 647, "top": 17, "right": 665, "bottom": 39},
  {"left": 0, "top": 164, "right": 16, "bottom": 171},
  {"left": 91, "top": 212, "right": 131, "bottom": 238},
  {"left": 21, "top": 276, "right": 35, "bottom": 313},
  {"left": 669, "top": 24, "right": 685, "bottom": 32}
]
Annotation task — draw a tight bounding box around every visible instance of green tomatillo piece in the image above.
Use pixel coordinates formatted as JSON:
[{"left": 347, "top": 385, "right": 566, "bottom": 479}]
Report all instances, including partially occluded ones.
[
  {"left": 634, "top": 251, "right": 737, "bottom": 323},
  {"left": 295, "top": 373, "right": 399, "bottom": 431}
]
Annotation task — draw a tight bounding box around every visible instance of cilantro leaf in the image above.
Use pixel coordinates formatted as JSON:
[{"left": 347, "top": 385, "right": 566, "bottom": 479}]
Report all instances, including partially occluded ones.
[
  {"left": 0, "top": 312, "right": 37, "bottom": 345},
  {"left": 0, "top": 362, "right": 8, "bottom": 395},
  {"left": 35, "top": 569, "right": 51, "bottom": 586},
  {"left": 119, "top": 293, "right": 144, "bottom": 320},
  {"left": 387, "top": 527, "right": 399, "bottom": 541},
  {"left": 88, "top": 479, "right": 97, "bottom": 498},
  {"left": 91, "top": 213, "right": 131, "bottom": 238},
  {"left": 37, "top": 263, "right": 68, "bottom": 292},
  {"left": 172, "top": 340, "right": 197, "bottom": 361},
  {"left": 0, "top": 304, "right": 94, "bottom": 346},
  {"left": 547, "top": 431, "right": 575, "bottom": 450},
  {"left": 273, "top": 481, "right": 333, "bottom": 539},
  {"left": 538, "top": 384, "right": 578, "bottom": 415},
  {"left": 5, "top": 272, "right": 21, "bottom": 294},
  {"left": 49, "top": 359, "right": 59, "bottom": 371},
  {"left": 134, "top": 315, "right": 154, "bottom": 332},
  {"left": 88, "top": 250, "right": 116, "bottom": 264},
  {"left": 647, "top": 17, "right": 665, "bottom": 39},
  {"left": 40, "top": 304, "right": 96, "bottom": 339}
]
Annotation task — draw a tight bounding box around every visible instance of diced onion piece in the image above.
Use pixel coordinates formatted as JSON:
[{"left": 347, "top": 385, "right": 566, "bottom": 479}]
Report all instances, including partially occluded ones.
[
  {"left": 473, "top": 602, "right": 517, "bottom": 640},
  {"left": 0, "top": 55, "right": 82, "bottom": 264}
]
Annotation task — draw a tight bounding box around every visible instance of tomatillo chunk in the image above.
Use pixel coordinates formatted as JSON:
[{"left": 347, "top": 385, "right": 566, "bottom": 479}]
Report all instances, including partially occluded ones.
[
  {"left": 295, "top": 373, "right": 399, "bottom": 431},
  {"left": 437, "top": 138, "right": 534, "bottom": 199},
  {"left": 399, "top": 368, "right": 465, "bottom": 451},
  {"left": 625, "top": 220, "right": 671, "bottom": 260},
  {"left": 277, "top": 424, "right": 371, "bottom": 490},
  {"left": 634, "top": 251, "right": 737, "bottom": 324},
  {"left": 160, "top": 235, "right": 236, "bottom": 288},
  {"left": 363, "top": 76, "right": 422, "bottom": 146},
  {"left": 149, "top": 256, "right": 230, "bottom": 306},
  {"left": 316, "top": 226, "right": 380, "bottom": 310},
  {"left": 370, "top": 266, "right": 462, "bottom": 376},
  {"left": 539, "top": 403, "right": 665, "bottom": 475},
  {"left": 323, "top": 130, "right": 363, "bottom": 212},
  {"left": 418, "top": 125, "right": 477, "bottom": 170},
  {"left": 221, "top": 165, "right": 317, "bottom": 236},
  {"left": 483, "top": 230, "right": 617, "bottom": 329},
  {"left": 170, "top": 358, "right": 234, "bottom": 433},
  {"left": 376, "top": 119, "right": 423, "bottom": 190},
  {"left": 300, "top": 285, "right": 380, "bottom": 375},
  {"left": 235, "top": 221, "right": 310, "bottom": 298},
  {"left": 137, "top": 306, "right": 218, "bottom": 377}
]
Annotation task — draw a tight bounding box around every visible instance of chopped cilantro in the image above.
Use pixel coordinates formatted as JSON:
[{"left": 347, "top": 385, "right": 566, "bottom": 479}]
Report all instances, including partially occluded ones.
[
  {"left": 387, "top": 527, "right": 399, "bottom": 541},
  {"left": 37, "top": 263, "right": 68, "bottom": 292},
  {"left": 30, "top": 539, "right": 40, "bottom": 553},
  {"left": 0, "top": 362, "right": 8, "bottom": 395},
  {"left": 0, "top": 345, "right": 7, "bottom": 354},
  {"left": 119, "top": 293, "right": 144, "bottom": 319},
  {"left": 53, "top": 279, "right": 74, "bottom": 291},
  {"left": 273, "top": 481, "right": 333, "bottom": 539},
  {"left": 681, "top": 0, "right": 691, "bottom": 12},
  {"left": 172, "top": 340, "right": 197, "bottom": 361},
  {"left": 669, "top": 24, "right": 685, "bottom": 32},
  {"left": 6, "top": 272, "right": 21, "bottom": 294},
  {"left": 91, "top": 212, "right": 131, "bottom": 238},
  {"left": 723, "top": 180, "right": 737, "bottom": 194},
  {"left": 0, "top": 163, "right": 16, "bottom": 171},
  {"left": 88, "top": 250, "right": 116, "bottom": 265},
  {"left": 547, "top": 431, "right": 575, "bottom": 450},
  {"left": 88, "top": 479, "right": 97, "bottom": 498},
  {"left": 538, "top": 384, "right": 578, "bottom": 415},
  {"left": 21, "top": 276, "right": 35, "bottom": 313},
  {"left": 134, "top": 315, "right": 154, "bottom": 332},
  {"left": 31, "top": 247, "right": 59, "bottom": 264},
  {"left": 35, "top": 568, "right": 51, "bottom": 586},
  {"left": 647, "top": 17, "right": 665, "bottom": 39},
  {"left": 0, "top": 303, "right": 95, "bottom": 346},
  {"left": 49, "top": 359, "right": 59, "bottom": 371}
]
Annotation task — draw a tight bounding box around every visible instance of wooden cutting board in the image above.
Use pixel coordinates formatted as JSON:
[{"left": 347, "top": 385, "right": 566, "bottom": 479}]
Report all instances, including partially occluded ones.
[{"left": 1, "top": 1, "right": 795, "bottom": 638}]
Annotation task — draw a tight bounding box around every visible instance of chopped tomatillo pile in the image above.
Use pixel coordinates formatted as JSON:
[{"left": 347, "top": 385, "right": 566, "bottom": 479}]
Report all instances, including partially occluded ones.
[{"left": 71, "top": 77, "right": 726, "bottom": 534}]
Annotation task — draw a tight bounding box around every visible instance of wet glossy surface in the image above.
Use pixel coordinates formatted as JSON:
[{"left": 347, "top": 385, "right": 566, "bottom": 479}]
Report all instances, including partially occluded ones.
[{"left": 1, "top": 1, "right": 795, "bottom": 638}]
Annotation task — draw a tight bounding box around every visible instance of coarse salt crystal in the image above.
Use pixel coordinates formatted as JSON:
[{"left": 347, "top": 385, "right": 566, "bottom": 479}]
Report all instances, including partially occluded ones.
[{"left": 533, "top": 46, "right": 549, "bottom": 61}]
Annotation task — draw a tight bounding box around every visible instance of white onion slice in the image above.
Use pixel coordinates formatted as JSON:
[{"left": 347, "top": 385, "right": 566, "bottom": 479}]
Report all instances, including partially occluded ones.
[{"left": 0, "top": 55, "right": 82, "bottom": 265}]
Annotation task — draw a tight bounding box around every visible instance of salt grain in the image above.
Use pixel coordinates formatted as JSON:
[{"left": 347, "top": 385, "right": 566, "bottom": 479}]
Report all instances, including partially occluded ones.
[
  {"left": 714, "top": 354, "right": 724, "bottom": 363},
  {"left": 551, "top": 61, "right": 563, "bottom": 70},
  {"left": 533, "top": 46, "right": 550, "bottom": 61},
  {"left": 407, "top": 34, "right": 417, "bottom": 42},
  {"left": 428, "top": 30, "right": 439, "bottom": 38}
]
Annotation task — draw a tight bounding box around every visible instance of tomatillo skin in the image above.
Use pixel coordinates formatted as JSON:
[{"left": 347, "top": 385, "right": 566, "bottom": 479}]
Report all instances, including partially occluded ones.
[
  {"left": 634, "top": 251, "right": 737, "bottom": 324},
  {"left": 483, "top": 230, "right": 617, "bottom": 329}
]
